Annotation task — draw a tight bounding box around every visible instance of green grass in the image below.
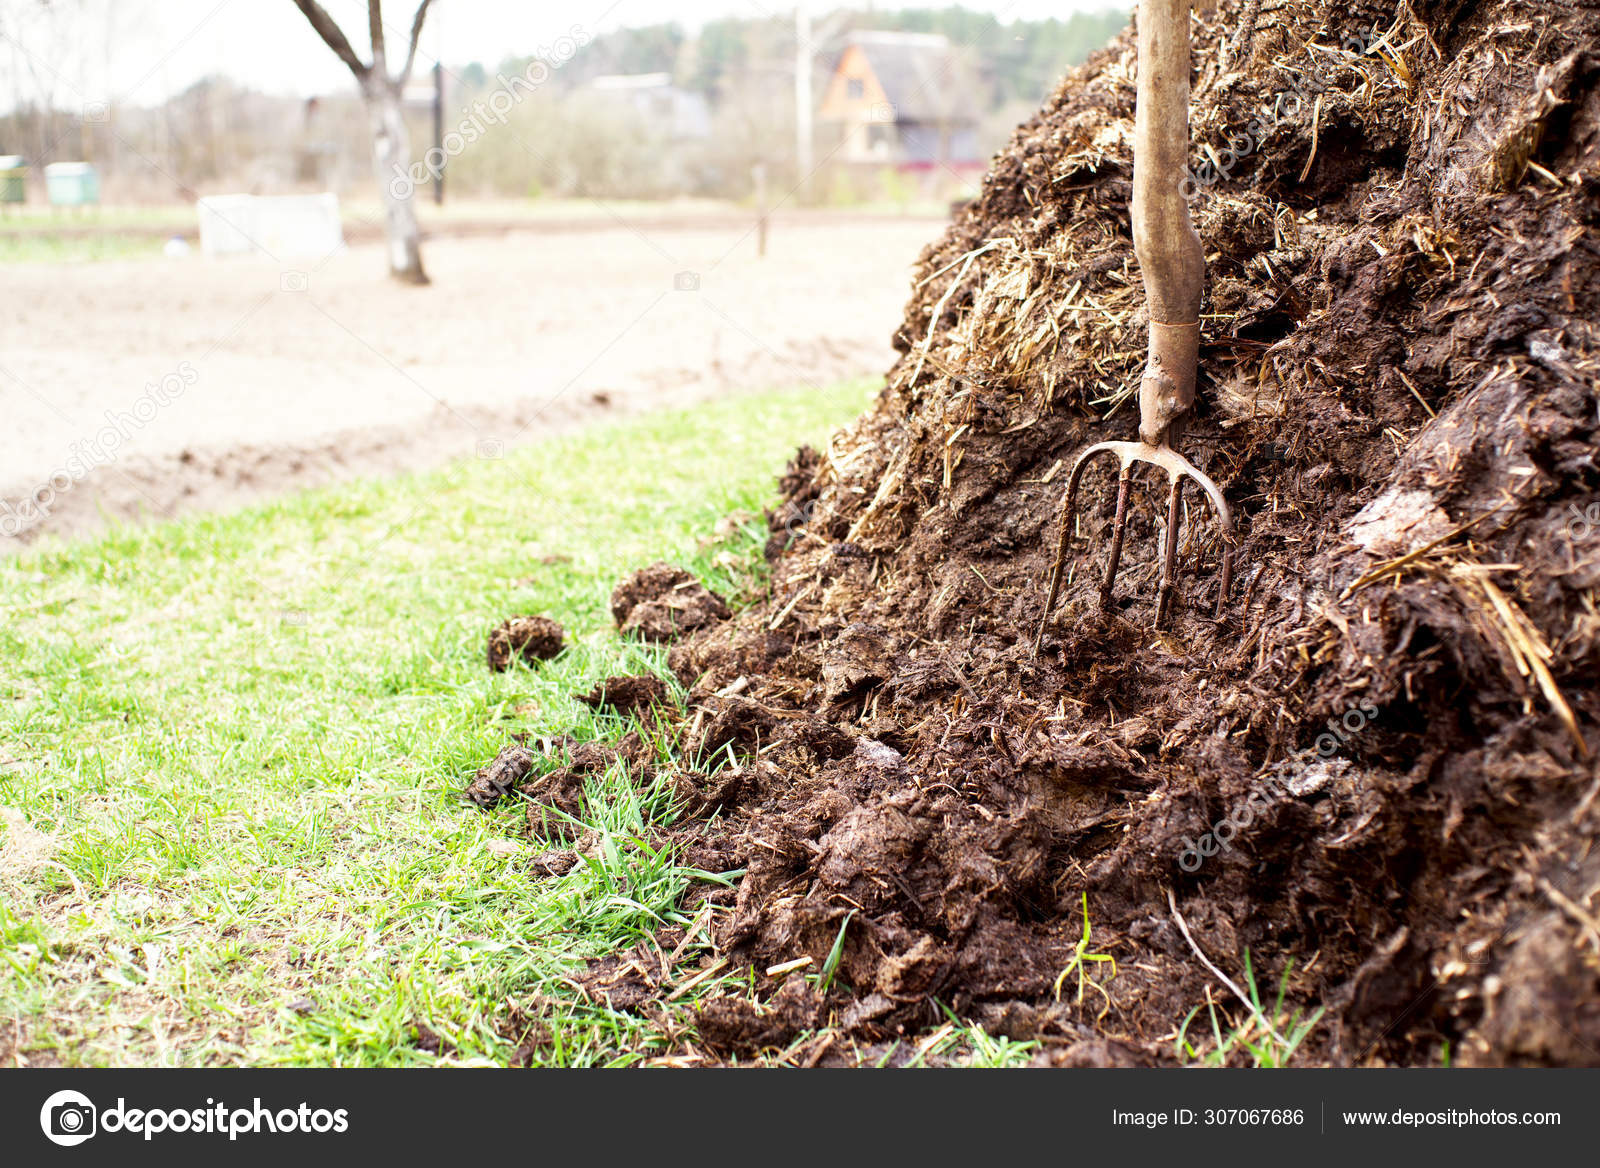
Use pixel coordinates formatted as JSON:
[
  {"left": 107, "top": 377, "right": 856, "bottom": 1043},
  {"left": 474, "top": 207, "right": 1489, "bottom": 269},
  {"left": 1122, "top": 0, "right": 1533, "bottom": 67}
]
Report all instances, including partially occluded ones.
[
  {"left": 1173, "top": 951, "right": 1324, "bottom": 1068},
  {"left": 0, "top": 231, "right": 163, "bottom": 262},
  {"left": 0, "top": 205, "right": 197, "bottom": 232},
  {"left": 0, "top": 379, "right": 876, "bottom": 1067}
]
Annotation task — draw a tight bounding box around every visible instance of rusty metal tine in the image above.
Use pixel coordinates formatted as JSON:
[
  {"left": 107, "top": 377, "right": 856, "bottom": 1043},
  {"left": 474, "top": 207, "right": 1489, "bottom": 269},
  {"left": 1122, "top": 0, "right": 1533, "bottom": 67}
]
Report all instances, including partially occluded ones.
[
  {"left": 1099, "top": 464, "right": 1135, "bottom": 612},
  {"left": 1034, "top": 440, "right": 1235, "bottom": 649},
  {"left": 1035, "top": 442, "right": 1121, "bottom": 654},
  {"left": 1155, "top": 474, "right": 1184, "bottom": 626},
  {"left": 1216, "top": 542, "right": 1235, "bottom": 619}
]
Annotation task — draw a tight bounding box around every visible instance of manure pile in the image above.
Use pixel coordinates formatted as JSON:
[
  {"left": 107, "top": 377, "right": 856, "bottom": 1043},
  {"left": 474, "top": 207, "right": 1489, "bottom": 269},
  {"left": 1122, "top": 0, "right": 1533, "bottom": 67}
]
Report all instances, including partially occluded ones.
[{"left": 501, "top": 0, "right": 1600, "bottom": 1065}]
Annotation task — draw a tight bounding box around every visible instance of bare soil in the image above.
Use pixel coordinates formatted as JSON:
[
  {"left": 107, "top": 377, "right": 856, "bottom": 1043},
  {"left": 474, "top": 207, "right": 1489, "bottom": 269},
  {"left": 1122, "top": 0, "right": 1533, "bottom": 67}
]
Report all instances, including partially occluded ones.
[
  {"left": 488, "top": 0, "right": 1600, "bottom": 1066},
  {"left": 0, "top": 215, "right": 937, "bottom": 550}
]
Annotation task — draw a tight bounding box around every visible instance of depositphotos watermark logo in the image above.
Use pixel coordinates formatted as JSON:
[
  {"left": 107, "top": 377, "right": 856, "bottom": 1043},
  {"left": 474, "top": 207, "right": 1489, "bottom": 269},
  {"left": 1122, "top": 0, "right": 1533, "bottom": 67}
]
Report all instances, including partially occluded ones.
[{"left": 39, "top": 1089, "right": 349, "bottom": 1145}]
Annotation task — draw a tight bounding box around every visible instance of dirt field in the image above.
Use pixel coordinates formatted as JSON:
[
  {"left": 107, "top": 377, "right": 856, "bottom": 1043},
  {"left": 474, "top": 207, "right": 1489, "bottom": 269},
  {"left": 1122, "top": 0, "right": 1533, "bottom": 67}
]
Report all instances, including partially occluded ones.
[{"left": 0, "top": 212, "right": 940, "bottom": 548}]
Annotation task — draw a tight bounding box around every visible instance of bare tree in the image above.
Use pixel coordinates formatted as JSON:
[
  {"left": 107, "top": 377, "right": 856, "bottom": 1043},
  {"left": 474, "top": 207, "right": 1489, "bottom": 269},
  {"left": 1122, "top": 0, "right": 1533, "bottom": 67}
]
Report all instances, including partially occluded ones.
[{"left": 289, "top": 0, "right": 434, "bottom": 283}]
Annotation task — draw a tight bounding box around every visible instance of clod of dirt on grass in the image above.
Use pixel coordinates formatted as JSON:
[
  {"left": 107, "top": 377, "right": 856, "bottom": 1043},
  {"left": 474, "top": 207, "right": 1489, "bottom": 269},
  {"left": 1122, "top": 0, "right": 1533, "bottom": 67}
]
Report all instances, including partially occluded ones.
[
  {"left": 463, "top": 742, "right": 537, "bottom": 808},
  {"left": 528, "top": 849, "right": 581, "bottom": 879},
  {"left": 695, "top": 979, "right": 825, "bottom": 1056},
  {"left": 486, "top": 615, "right": 566, "bottom": 672},
  {"left": 520, "top": 735, "right": 656, "bottom": 842},
  {"left": 671, "top": 768, "right": 746, "bottom": 817},
  {"left": 464, "top": 733, "right": 658, "bottom": 842},
  {"left": 610, "top": 562, "right": 731, "bottom": 643},
  {"left": 411, "top": 1022, "right": 456, "bottom": 1056},
  {"left": 505, "top": 1019, "right": 556, "bottom": 1068},
  {"left": 569, "top": 947, "right": 667, "bottom": 1013},
  {"left": 576, "top": 674, "right": 671, "bottom": 720}
]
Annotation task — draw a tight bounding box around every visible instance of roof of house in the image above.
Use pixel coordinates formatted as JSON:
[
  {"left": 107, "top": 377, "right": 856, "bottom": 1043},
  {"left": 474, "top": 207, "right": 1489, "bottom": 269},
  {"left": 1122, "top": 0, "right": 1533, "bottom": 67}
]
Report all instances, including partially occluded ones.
[
  {"left": 589, "top": 72, "right": 675, "bottom": 91},
  {"left": 836, "top": 31, "right": 978, "bottom": 123},
  {"left": 586, "top": 73, "right": 711, "bottom": 139}
]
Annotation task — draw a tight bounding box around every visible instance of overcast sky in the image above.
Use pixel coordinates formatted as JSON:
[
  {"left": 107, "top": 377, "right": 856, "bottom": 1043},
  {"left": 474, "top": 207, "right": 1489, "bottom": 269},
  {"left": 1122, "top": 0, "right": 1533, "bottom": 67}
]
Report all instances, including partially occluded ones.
[{"left": 2, "top": 0, "right": 1126, "bottom": 110}]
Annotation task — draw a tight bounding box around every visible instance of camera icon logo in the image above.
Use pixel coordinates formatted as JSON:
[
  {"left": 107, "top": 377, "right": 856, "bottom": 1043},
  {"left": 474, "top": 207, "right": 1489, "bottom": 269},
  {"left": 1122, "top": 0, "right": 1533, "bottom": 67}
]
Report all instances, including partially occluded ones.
[
  {"left": 82, "top": 101, "right": 110, "bottom": 123},
  {"left": 869, "top": 102, "right": 896, "bottom": 123},
  {"left": 476, "top": 438, "right": 506, "bottom": 460},
  {"left": 40, "top": 1090, "right": 97, "bottom": 1146},
  {"left": 673, "top": 270, "right": 700, "bottom": 292},
  {"left": 784, "top": 498, "right": 818, "bottom": 540},
  {"left": 1567, "top": 501, "right": 1600, "bottom": 541},
  {"left": 280, "top": 271, "right": 309, "bottom": 293}
]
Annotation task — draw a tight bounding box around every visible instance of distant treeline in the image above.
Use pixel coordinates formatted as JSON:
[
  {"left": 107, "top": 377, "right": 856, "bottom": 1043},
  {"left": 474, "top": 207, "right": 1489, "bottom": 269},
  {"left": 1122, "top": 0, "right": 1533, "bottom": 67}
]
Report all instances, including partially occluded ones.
[
  {"left": 0, "top": 6, "right": 1130, "bottom": 204},
  {"left": 440, "top": 6, "right": 1131, "bottom": 202},
  {"left": 470, "top": 7, "right": 1131, "bottom": 111}
]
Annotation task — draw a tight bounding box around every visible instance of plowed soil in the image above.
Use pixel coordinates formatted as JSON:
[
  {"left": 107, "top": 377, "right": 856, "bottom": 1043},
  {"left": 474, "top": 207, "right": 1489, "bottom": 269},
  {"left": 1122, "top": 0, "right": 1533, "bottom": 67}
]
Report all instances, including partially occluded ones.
[
  {"left": 505, "top": 0, "right": 1600, "bottom": 1066},
  {"left": 0, "top": 215, "right": 934, "bottom": 550}
]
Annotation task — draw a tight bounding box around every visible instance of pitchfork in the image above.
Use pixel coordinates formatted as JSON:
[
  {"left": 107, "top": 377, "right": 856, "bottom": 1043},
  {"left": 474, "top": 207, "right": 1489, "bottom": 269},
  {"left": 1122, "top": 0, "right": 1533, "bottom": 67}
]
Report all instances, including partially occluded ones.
[{"left": 1035, "top": 0, "right": 1235, "bottom": 652}]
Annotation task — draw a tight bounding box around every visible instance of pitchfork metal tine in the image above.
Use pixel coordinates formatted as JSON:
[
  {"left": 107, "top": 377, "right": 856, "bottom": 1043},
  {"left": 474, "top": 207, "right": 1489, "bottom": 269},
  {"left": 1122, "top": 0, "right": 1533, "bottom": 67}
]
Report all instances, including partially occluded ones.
[
  {"left": 1100, "top": 464, "right": 1134, "bottom": 612},
  {"left": 1034, "top": 441, "right": 1117, "bottom": 655},
  {"left": 1155, "top": 475, "right": 1184, "bottom": 627},
  {"left": 1032, "top": 439, "right": 1236, "bottom": 655}
]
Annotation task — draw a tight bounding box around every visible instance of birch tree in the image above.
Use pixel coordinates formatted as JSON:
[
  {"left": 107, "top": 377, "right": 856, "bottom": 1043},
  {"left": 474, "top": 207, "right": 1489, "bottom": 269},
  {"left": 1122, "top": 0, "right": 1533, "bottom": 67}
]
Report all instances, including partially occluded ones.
[{"left": 289, "top": 0, "right": 434, "bottom": 284}]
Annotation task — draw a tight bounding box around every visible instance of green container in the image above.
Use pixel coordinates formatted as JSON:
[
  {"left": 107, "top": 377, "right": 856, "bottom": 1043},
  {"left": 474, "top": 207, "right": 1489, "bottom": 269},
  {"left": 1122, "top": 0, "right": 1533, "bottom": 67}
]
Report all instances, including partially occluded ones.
[
  {"left": 0, "top": 155, "right": 26, "bottom": 204},
  {"left": 45, "top": 161, "right": 99, "bottom": 206}
]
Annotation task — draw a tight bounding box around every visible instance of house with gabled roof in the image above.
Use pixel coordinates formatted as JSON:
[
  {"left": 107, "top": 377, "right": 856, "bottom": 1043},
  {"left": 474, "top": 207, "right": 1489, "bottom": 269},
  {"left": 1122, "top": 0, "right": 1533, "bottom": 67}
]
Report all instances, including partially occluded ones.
[{"left": 817, "top": 31, "right": 982, "bottom": 171}]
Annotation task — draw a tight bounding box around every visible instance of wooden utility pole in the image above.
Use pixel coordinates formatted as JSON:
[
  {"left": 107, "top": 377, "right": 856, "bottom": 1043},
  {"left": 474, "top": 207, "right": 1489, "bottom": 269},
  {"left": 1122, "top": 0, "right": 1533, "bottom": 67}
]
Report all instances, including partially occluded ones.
[
  {"left": 753, "top": 162, "right": 769, "bottom": 257},
  {"left": 794, "top": 4, "right": 813, "bottom": 202}
]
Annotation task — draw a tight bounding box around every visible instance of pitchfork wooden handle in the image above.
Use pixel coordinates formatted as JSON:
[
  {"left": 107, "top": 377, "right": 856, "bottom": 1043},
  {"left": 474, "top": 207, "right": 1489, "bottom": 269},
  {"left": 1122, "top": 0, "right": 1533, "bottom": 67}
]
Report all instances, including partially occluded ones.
[{"left": 1133, "top": 0, "right": 1204, "bottom": 447}]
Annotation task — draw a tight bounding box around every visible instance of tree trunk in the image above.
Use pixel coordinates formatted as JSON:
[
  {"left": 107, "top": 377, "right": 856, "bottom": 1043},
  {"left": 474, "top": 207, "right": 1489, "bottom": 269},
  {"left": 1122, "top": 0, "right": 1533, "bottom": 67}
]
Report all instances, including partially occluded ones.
[{"left": 364, "top": 80, "right": 428, "bottom": 285}]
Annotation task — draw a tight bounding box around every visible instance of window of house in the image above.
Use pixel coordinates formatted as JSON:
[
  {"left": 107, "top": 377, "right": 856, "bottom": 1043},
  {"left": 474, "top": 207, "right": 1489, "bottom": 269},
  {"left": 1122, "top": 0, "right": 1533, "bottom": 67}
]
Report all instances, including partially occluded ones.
[{"left": 846, "top": 78, "right": 864, "bottom": 100}]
